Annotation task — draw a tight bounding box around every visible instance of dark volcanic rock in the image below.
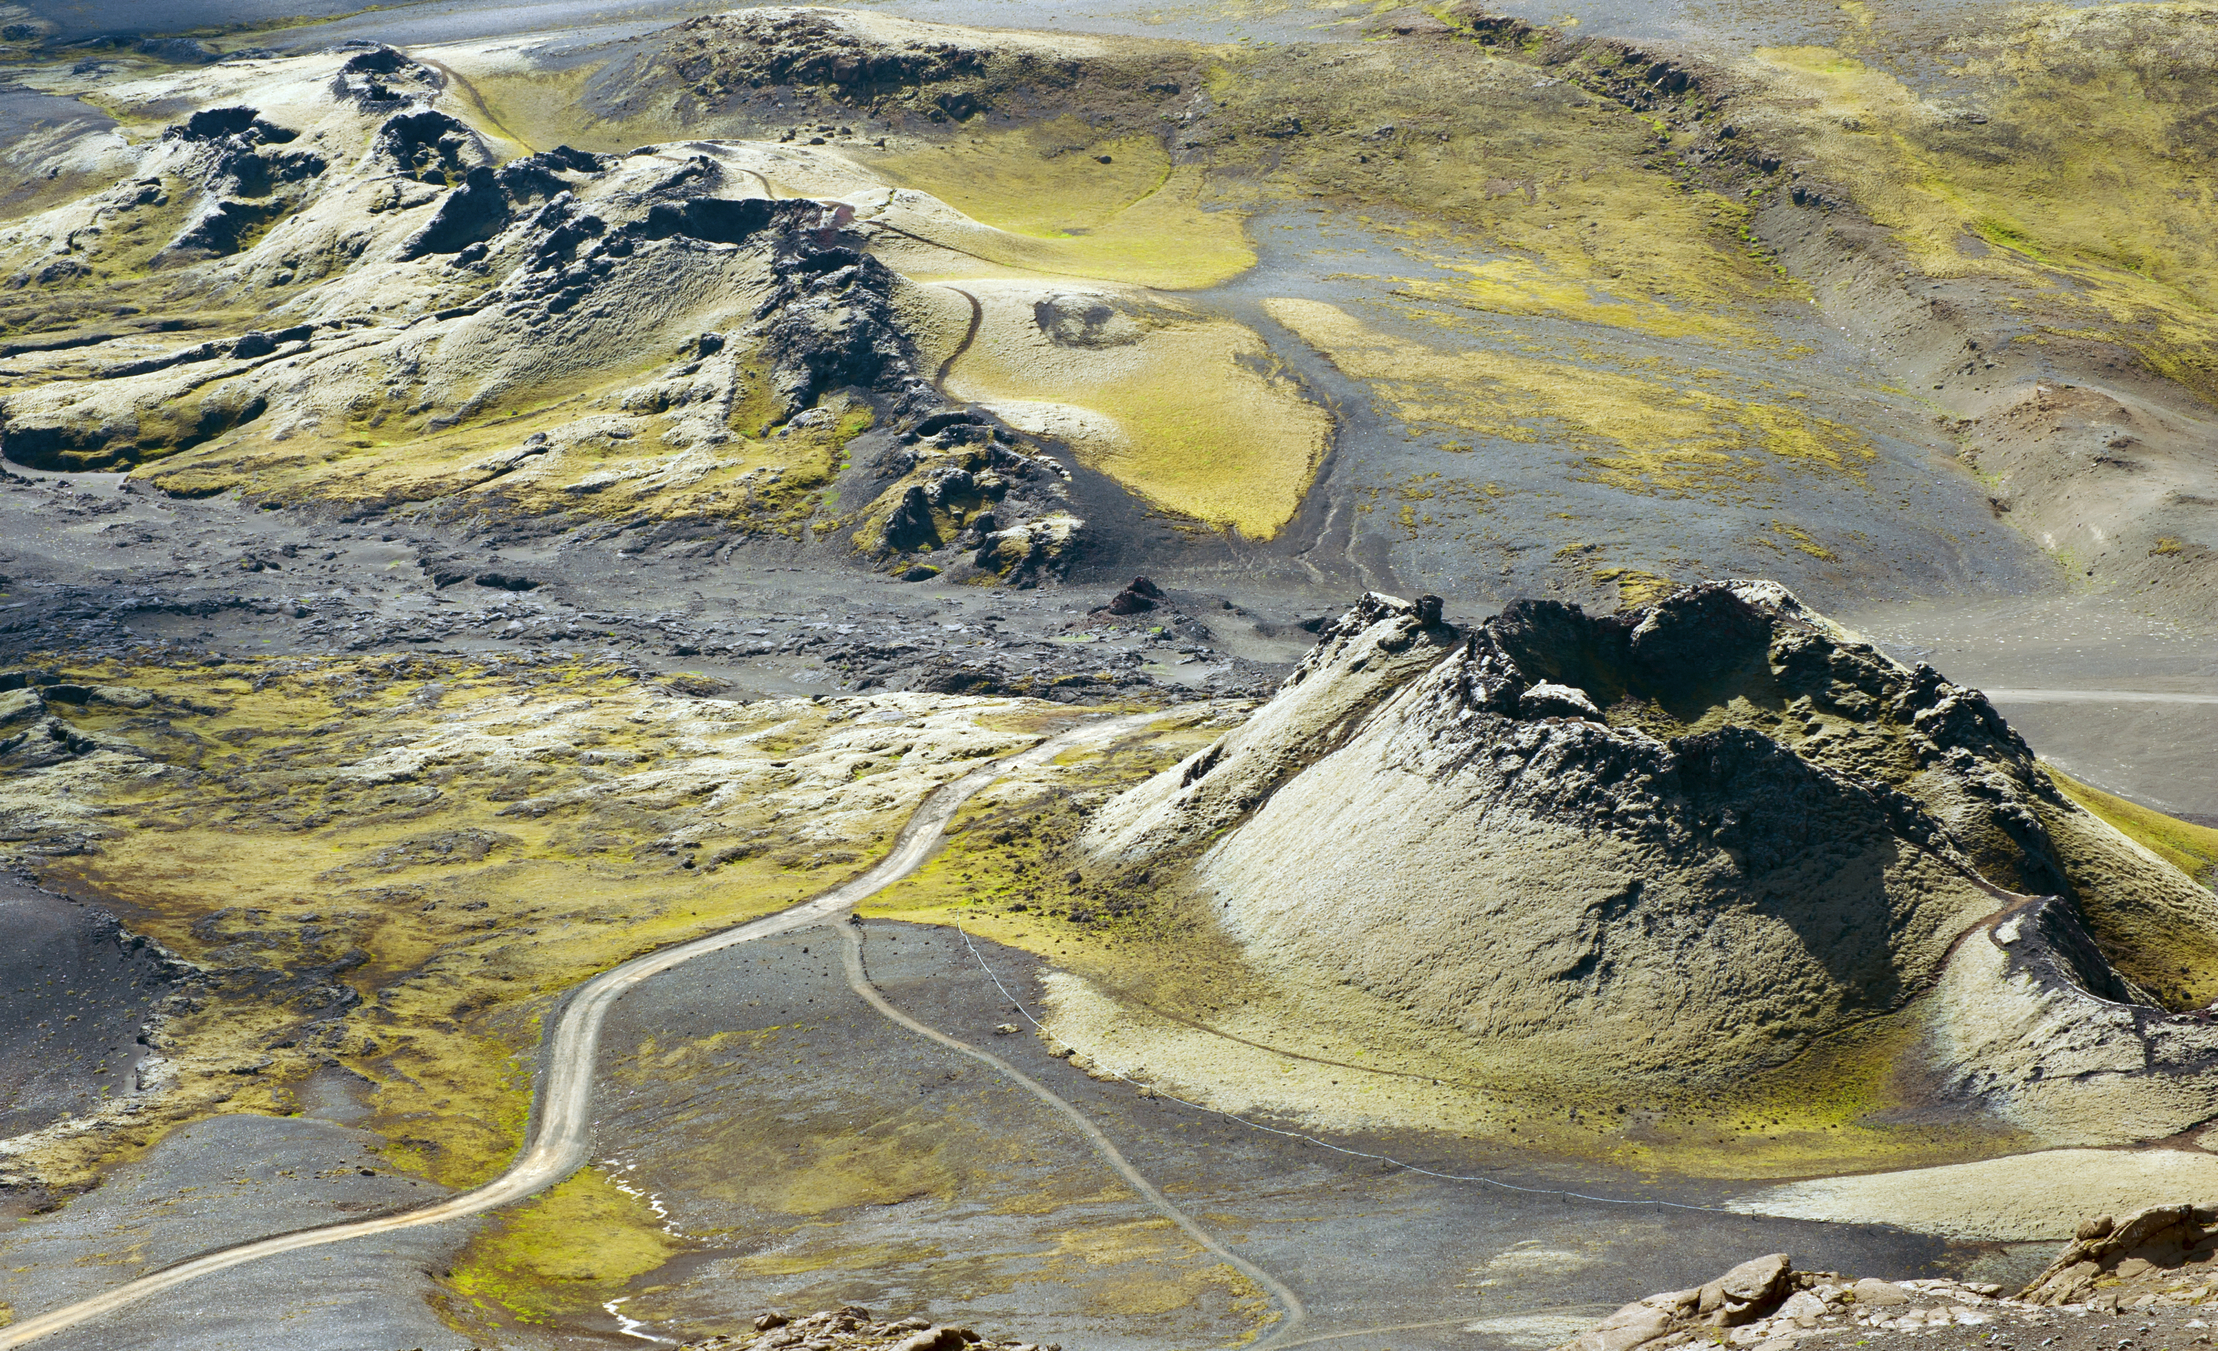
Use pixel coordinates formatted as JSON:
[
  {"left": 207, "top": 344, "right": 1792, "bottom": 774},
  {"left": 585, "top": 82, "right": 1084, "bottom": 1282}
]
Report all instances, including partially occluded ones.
[
  {"left": 1104, "top": 576, "right": 1163, "bottom": 615},
  {"left": 0, "top": 875, "right": 195, "bottom": 1139}
]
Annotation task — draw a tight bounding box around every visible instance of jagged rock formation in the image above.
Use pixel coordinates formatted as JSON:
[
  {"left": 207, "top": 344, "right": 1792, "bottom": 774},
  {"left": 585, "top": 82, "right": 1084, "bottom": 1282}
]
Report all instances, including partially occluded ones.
[
  {"left": 682, "top": 1307, "right": 1057, "bottom": 1351},
  {"left": 2, "top": 120, "right": 912, "bottom": 468},
  {"left": 0, "top": 674, "right": 176, "bottom": 774},
  {"left": 660, "top": 9, "right": 1003, "bottom": 124},
  {"left": 645, "top": 7, "right": 1175, "bottom": 129},
  {"left": 1081, "top": 583, "right": 2218, "bottom": 1138},
  {"left": 849, "top": 407, "right": 1082, "bottom": 587},
  {"left": 0, "top": 42, "right": 1087, "bottom": 579},
  {"left": 1558, "top": 1210, "right": 2218, "bottom": 1351},
  {"left": 1556, "top": 1251, "right": 2053, "bottom": 1351},
  {"left": 2020, "top": 1205, "right": 2218, "bottom": 1309}
]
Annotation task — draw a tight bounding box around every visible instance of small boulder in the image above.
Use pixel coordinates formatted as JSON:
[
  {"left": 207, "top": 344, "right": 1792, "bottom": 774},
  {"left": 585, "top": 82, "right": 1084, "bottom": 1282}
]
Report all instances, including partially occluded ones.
[
  {"left": 1517, "top": 680, "right": 1602, "bottom": 722},
  {"left": 1564, "top": 1302, "right": 1672, "bottom": 1351},
  {"left": 1695, "top": 1253, "right": 1793, "bottom": 1326},
  {"left": 1719, "top": 1254, "right": 1791, "bottom": 1306},
  {"left": 1106, "top": 576, "right": 1164, "bottom": 615},
  {"left": 1777, "top": 1290, "right": 1828, "bottom": 1325},
  {"left": 882, "top": 484, "right": 939, "bottom": 553},
  {"left": 89, "top": 684, "right": 155, "bottom": 709}
]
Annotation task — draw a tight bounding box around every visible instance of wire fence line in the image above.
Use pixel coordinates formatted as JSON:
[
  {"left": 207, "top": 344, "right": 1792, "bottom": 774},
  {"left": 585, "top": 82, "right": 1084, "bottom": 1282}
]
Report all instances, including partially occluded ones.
[{"left": 949, "top": 923, "right": 1750, "bottom": 1218}]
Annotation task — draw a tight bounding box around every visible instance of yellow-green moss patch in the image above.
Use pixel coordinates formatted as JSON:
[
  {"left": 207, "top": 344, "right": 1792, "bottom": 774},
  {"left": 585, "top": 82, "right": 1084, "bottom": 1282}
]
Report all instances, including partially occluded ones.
[
  {"left": 445, "top": 1168, "right": 684, "bottom": 1326},
  {"left": 2048, "top": 765, "right": 2218, "bottom": 889},
  {"left": 947, "top": 287, "right": 1330, "bottom": 538},
  {"left": 858, "top": 121, "right": 1255, "bottom": 291},
  {"left": 1265, "top": 297, "right": 1874, "bottom": 500},
  {"left": 1, "top": 655, "right": 1075, "bottom": 1193}
]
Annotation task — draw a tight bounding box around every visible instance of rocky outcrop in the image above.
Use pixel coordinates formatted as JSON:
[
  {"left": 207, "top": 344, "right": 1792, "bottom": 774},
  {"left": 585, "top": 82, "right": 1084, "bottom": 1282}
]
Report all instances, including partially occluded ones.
[
  {"left": 652, "top": 7, "right": 1109, "bottom": 125},
  {"left": 1100, "top": 576, "right": 1163, "bottom": 615},
  {"left": 398, "top": 144, "right": 607, "bottom": 258},
  {"left": 0, "top": 676, "right": 167, "bottom": 771},
  {"left": 850, "top": 408, "right": 1081, "bottom": 584},
  {"left": 622, "top": 4, "right": 1212, "bottom": 150},
  {"left": 0, "top": 44, "right": 1092, "bottom": 566},
  {"left": 972, "top": 512, "right": 1084, "bottom": 588},
  {"left": 1081, "top": 583, "right": 2218, "bottom": 1130},
  {"left": 1557, "top": 1254, "right": 2020, "bottom": 1351},
  {"left": 680, "top": 1307, "right": 1056, "bottom": 1351},
  {"left": 328, "top": 44, "right": 444, "bottom": 109},
  {"left": 1561, "top": 1211, "right": 2218, "bottom": 1351},
  {"left": 2020, "top": 1205, "right": 2218, "bottom": 1310},
  {"left": 150, "top": 103, "right": 329, "bottom": 261},
  {"left": 663, "top": 9, "right": 994, "bottom": 121}
]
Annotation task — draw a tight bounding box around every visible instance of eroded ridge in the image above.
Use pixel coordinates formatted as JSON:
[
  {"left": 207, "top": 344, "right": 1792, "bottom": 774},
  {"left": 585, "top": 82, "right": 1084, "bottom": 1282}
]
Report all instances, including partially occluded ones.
[{"left": 1079, "top": 584, "right": 2218, "bottom": 1142}]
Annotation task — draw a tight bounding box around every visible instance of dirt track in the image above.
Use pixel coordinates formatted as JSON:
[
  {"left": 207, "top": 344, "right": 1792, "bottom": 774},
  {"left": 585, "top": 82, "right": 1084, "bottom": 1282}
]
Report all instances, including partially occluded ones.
[{"left": 0, "top": 714, "right": 1162, "bottom": 1348}]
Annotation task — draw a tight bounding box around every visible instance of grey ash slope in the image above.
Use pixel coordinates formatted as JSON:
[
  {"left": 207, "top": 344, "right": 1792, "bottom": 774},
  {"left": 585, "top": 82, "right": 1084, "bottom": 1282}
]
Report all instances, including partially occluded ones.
[
  {"left": 0, "top": 874, "right": 192, "bottom": 1141},
  {"left": 1083, "top": 583, "right": 2218, "bottom": 1142}
]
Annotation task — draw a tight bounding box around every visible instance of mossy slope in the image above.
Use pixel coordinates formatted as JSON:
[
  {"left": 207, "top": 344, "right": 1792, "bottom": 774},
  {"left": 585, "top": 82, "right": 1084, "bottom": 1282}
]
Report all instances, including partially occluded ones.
[{"left": 0, "top": 652, "right": 1076, "bottom": 1195}]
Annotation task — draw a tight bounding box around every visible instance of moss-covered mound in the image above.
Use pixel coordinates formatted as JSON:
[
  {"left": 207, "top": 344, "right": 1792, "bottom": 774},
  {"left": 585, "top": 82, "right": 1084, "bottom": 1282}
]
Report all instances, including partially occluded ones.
[{"left": 1081, "top": 583, "right": 2218, "bottom": 1145}]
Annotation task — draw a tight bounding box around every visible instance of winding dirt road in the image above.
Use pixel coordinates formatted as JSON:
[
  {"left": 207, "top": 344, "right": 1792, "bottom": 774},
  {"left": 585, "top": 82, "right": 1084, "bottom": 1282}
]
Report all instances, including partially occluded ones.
[
  {"left": 3, "top": 710, "right": 1288, "bottom": 1348},
  {"left": 843, "top": 923, "right": 1310, "bottom": 1346},
  {"left": 1979, "top": 688, "right": 2218, "bottom": 706}
]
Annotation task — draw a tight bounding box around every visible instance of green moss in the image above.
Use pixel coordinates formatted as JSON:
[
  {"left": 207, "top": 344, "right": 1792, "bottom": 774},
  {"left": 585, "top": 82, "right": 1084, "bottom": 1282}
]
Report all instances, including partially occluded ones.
[
  {"left": 444, "top": 1168, "right": 684, "bottom": 1325},
  {"left": 1613, "top": 1006, "right": 2031, "bottom": 1177},
  {"left": 858, "top": 120, "right": 1256, "bottom": 290},
  {"left": 10, "top": 653, "right": 1021, "bottom": 1193},
  {"left": 1970, "top": 216, "right": 2050, "bottom": 264},
  {"left": 434, "top": 63, "right": 610, "bottom": 156},
  {"left": 2048, "top": 765, "right": 2218, "bottom": 889},
  {"left": 1746, "top": 10, "right": 2218, "bottom": 401},
  {"left": 1593, "top": 567, "right": 1676, "bottom": 608},
  {"left": 127, "top": 349, "right": 867, "bottom": 538},
  {"left": 865, "top": 715, "right": 1211, "bottom": 933},
  {"left": 947, "top": 297, "right": 1331, "bottom": 540},
  {"left": 1202, "top": 40, "right": 1803, "bottom": 345},
  {"left": 1265, "top": 297, "right": 1874, "bottom": 501}
]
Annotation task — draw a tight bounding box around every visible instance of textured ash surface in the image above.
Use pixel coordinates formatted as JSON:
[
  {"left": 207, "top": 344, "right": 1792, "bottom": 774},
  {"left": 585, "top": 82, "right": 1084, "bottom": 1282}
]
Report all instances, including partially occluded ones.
[
  {"left": 0, "top": 875, "right": 187, "bottom": 1140},
  {"left": 0, "top": 1111, "right": 469, "bottom": 1350},
  {"left": 572, "top": 920, "right": 1978, "bottom": 1351},
  {"left": 0, "top": 462, "right": 1301, "bottom": 704}
]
